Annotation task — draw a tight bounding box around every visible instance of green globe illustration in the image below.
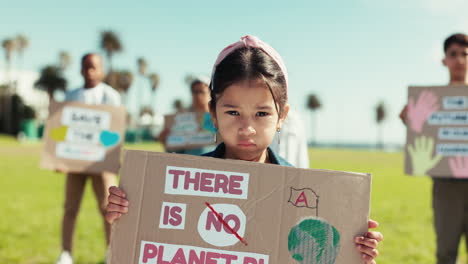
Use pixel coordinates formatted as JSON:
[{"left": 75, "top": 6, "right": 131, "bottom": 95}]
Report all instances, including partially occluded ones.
[{"left": 288, "top": 218, "right": 340, "bottom": 264}]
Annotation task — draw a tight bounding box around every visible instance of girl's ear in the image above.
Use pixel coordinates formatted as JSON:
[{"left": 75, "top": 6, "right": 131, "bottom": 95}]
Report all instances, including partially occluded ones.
[{"left": 277, "top": 104, "right": 290, "bottom": 130}]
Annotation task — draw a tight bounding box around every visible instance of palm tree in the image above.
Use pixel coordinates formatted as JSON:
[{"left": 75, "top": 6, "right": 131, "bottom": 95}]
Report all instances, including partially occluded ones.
[
  {"left": 100, "top": 31, "right": 123, "bottom": 72},
  {"left": 375, "top": 102, "right": 386, "bottom": 149},
  {"left": 2, "top": 38, "right": 15, "bottom": 66},
  {"left": 148, "top": 73, "right": 160, "bottom": 91},
  {"left": 1, "top": 38, "right": 16, "bottom": 134},
  {"left": 137, "top": 57, "right": 147, "bottom": 76},
  {"left": 2, "top": 38, "right": 16, "bottom": 83},
  {"left": 34, "top": 65, "right": 67, "bottom": 102},
  {"left": 15, "top": 34, "right": 29, "bottom": 69},
  {"left": 105, "top": 70, "right": 133, "bottom": 103},
  {"left": 59, "top": 51, "right": 72, "bottom": 71},
  {"left": 307, "top": 94, "right": 322, "bottom": 145},
  {"left": 148, "top": 72, "right": 160, "bottom": 115}
]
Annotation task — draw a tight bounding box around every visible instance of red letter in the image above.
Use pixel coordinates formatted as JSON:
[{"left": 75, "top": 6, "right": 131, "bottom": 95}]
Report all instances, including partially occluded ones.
[
  {"left": 205, "top": 252, "right": 220, "bottom": 264},
  {"left": 223, "top": 214, "right": 241, "bottom": 234},
  {"left": 229, "top": 175, "right": 243, "bottom": 195},
  {"left": 142, "top": 243, "right": 157, "bottom": 263},
  {"left": 157, "top": 246, "right": 171, "bottom": 264},
  {"left": 170, "top": 248, "right": 187, "bottom": 264},
  {"left": 184, "top": 171, "right": 200, "bottom": 191},
  {"left": 214, "top": 174, "right": 229, "bottom": 193},
  {"left": 200, "top": 172, "right": 215, "bottom": 192},
  {"left": 188, "top": 250, "right": 205, "bottom": 264},
  {"left": 169, "top": 169, "right": 185, "bottom": 189},
  {"left": 294, "top": 191, "right": 309, "bottom": 207},
  {"left": 243, "top": 257, "right": 257, "bottom": 264},
  {"left": 162, "top": 206, "right": 170, "bottom": 225},
  {"left": 205, "top": 212, "right": 223, "bottom": 232},
  {"left": 169, "top": 206, "right": 183, "bottom": 226},
  {"left": 220, "top": 254, "right": 238, "bottom": 264}
]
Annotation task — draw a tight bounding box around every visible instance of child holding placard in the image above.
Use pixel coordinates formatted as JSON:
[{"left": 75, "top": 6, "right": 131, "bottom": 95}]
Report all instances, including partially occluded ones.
[
  {"left": 400, "top": 33, "right": 468, "bottom": 264},
  {"left": 158, "top": 76, "right": 216, "bottom": 155},
  {"left": 107, "top": 35, "right": 382, "bottom": 263}
]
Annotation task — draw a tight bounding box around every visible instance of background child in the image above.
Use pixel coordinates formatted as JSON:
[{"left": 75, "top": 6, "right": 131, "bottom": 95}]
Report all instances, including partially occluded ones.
[
  {"left": 56, "top": 53, "right": 121, "bottom": 264},
  {"left": 158, "top": 76, "right": 215, "bottom": 155},
  {"left": 400, "top": 33, "right": 468, "bottom": 264}
]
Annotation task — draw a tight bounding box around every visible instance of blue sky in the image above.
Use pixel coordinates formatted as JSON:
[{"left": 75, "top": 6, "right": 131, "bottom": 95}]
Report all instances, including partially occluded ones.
[{"left": 1, "top": 0, "right": 468, "bottom": 144}]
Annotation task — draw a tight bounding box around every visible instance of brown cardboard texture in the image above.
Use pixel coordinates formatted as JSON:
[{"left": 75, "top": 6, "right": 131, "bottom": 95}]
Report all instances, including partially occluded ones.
[
  {"left": 405, "top": 85, "right": 468, "bottom": 178},
  {"left": 40, "top": 100, "right": 126, "bottom": 174},
  {"left": 109, "top": 150, "right": 371, "bottom": 264},
  {"left": 164, "top": 112, "right": 216, "bottom": 151}
]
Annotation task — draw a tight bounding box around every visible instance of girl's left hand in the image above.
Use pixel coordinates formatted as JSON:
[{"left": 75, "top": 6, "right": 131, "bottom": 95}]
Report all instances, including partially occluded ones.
[{"left": 354, "top": 219, "right": 383, "bottom": 264}]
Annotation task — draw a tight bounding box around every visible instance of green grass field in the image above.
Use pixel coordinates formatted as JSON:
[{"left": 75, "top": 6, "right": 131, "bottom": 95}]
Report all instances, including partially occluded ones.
[{"left": 0, "top": 135, "right": 466, "bottom": 264}]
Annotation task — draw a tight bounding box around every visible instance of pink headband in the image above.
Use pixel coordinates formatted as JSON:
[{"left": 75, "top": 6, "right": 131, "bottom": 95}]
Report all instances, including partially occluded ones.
[{"left": 211, "top": 35, "right": 288, "bottom": 89}]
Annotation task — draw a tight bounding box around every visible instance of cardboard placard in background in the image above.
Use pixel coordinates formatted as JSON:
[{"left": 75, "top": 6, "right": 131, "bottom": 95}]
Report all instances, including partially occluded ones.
[
  {"left": 164, "top": 112, "right": 217, "bottom": 151},
  {"left": 109, "top": 150, "right": 371, "bottom": 264},
  {"left": 40, "top": 101, "right": 126, "bottom": 174},
  {"left": 405, "top": 85, "right": 468, "bottom": 178}
]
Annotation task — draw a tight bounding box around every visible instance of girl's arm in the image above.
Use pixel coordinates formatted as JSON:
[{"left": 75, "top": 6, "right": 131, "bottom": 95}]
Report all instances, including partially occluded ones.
[{"left": 105, "top": 186, "right": 129, "bottom": 224}]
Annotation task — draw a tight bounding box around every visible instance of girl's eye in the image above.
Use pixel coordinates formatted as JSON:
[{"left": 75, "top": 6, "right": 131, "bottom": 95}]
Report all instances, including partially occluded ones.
[
  {"left": 226, "top": 111, "right": 240, "bottom": 116},
  {"left": 256, "top": 112, "right": 270, "bottom": 117}
]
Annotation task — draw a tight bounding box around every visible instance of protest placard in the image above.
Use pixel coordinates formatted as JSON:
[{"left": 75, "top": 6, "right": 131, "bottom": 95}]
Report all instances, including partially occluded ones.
[
  {"left": 40, "top": 101, "right": 126, "bottom": 174},
  {"left": 164, "top": 112, "right": 217, "bottom": 151},
  {"left": 405, "top": 85, "right": 468, "bottom": 178},
  {"left": 108, "top": 150, "right": 371, "bottom": 264}
]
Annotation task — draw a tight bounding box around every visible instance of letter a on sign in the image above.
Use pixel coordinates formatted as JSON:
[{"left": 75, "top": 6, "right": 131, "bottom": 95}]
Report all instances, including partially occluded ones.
[{"left": 288, "top": 188, "right": 319, "bottom": 215}]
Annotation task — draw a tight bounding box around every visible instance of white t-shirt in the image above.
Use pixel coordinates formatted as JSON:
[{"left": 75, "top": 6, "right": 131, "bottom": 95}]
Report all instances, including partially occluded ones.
[
  {"left": 65, "top": 82, "right": 121, "bottom": 106},
  {"left": 270, "top": 109, "right": 310, "bottom": 168}
]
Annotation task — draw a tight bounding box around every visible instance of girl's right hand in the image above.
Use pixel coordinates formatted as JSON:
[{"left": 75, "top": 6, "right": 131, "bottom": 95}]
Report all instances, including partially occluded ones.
[{"left": 105, "top": 186, "right": 129, "bottom": 224}]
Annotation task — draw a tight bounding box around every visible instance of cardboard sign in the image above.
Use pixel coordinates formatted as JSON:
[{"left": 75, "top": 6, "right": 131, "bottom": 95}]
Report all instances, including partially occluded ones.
[
  {"left": 108, "top": 150, "right": 371, "bottom": 264},
  {"left": 164, "top": 112, "right": 217, "bottom": 151},
  {"left": 40, "top": 101, "right": 126, "bottom": 174},
  {"left": 404, "top": 85, "right": 468, "bottom": 178}
]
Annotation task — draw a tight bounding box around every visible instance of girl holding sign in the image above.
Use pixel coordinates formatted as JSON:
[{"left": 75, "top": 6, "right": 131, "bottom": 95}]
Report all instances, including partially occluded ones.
[{"left": 106, "top": 35, "right": 383, "bottom": 263}]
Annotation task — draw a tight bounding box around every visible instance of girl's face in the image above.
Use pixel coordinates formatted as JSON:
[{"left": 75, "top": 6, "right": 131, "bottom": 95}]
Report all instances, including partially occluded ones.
[{"left": 211, "top": 79, "right": 289, "bottom": 162}]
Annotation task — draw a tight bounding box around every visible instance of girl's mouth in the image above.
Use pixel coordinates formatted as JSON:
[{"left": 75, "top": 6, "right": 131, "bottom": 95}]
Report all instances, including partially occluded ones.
[{"left": 238, "top": 140, "right": 256, "bottom": 147}]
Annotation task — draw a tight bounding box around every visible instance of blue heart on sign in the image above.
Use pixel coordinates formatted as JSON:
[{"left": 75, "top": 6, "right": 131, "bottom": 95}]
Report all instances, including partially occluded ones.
[{"left": 100, "top": 130, "right": 120, "bottom": 147}]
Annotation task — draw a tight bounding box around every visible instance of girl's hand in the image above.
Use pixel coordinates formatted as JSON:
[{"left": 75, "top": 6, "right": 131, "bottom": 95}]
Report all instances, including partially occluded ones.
[
  {"left": 354, "top": 219, "right": 383, "bottom": 264},
  {"left": 105, "top": 186, "right": 129, "bottom": 224}
]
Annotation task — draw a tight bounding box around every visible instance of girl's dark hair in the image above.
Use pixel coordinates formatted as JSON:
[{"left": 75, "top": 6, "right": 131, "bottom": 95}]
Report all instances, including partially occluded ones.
[{"left": 209, "top": 47, "right": 287, "bottom": 117}]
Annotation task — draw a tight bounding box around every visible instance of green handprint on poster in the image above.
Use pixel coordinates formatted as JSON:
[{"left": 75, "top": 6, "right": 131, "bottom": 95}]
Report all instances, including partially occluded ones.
[{"left": 408, "top": 136, "right": 442, "bottom": 176}]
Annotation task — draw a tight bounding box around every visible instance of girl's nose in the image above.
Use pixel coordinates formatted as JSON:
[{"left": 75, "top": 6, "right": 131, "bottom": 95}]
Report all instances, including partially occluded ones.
[
  {"left": 239, "top": 125, "right": 256, "bottom": 136},
  {"left": 238, "top": 118, "right": 256, "bottom": 136}
]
